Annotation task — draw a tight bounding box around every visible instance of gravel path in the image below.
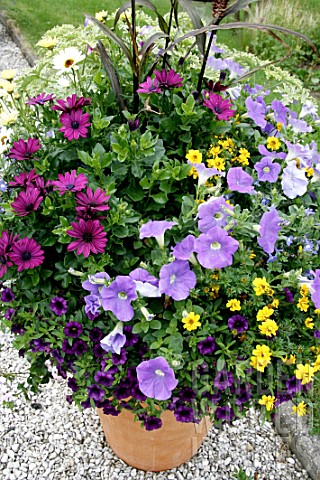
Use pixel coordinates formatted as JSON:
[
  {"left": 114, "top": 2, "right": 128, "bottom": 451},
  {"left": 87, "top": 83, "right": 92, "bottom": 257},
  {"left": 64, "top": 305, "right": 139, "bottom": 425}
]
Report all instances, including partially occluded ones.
[{"left": 0, "top": 19, "right": 313, "bottom": 480}]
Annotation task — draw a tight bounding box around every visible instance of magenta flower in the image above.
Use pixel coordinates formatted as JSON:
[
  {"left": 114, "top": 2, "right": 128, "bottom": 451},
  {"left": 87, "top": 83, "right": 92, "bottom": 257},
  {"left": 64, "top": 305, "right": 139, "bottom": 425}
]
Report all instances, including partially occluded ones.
[
  {"left": 154, "top": 69, "right": 183, "bottom": 89},
  {"left": 136, "top": 356, "right": 178, "bottom": 400},
  {"left": 0, "top": 231, "right": 19, "bottom": 278},
  {"left": 11, "top": 187, "right": 43, "bottom": 216},
  {"left": 67, "top": 219, "right": 107, "bottom": 257},
  {"left": 137, "top": 76, "right": 162, "bottom": 94},
  {"left": 159, "top": 260, "right": 196, "bottom": 301},
  {"left": 227, "top": 167, "right": 256, "bottom": 194},
  {"left": 9, "top": 237, "right": 44, "bottom": 272},
  {"left": 203, "top": 92, "right": 236, "bottom": 121},
  {"left": 198, "top": 196, "right": 234, "bottom": 233},
  {"left": 100, "top": 276, "right": 138, "bottom": 322},
  {"left": 9, "top": 138, "right": 42, "bottom": 161},
  {"left": 52, "top": 170, "right": 88, "bottom": 195},
  {"left": 9, "top": 169, "right": 39, "bottom": 188},
  {"left": 254, "top": 157, "right": 281, "bottom": 183},
  {"left": 59, "top": 110, "right": 91, "bottom": 140},
  {"left": 257, "top": 208, "right": 281, "bottom": 254},
  {"left": 75, "top": 187, "right": 110, "bottom": 219},
  {"left": 26, "top": 93, "right": 55, "bottom": 106},
  {"left": 52, "top": 94, "right": 91, "bottom": 112},
  {"left": 194, "top": 226, "right": 239, "bottom": 269}
]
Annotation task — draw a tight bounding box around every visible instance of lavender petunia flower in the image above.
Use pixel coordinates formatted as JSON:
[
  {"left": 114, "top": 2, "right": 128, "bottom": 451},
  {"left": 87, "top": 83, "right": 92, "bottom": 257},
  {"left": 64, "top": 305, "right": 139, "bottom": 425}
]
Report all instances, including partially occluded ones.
[
  {"left": 311, "top": 270, "right": 320, "bottom": 309},
  {"left": 129, "top": 268, "right": 160, "bottom": 297},
  {"left": 281, "top": 160, "right": 308, "bottom": 199},
  {"left": 136, "top": 356, "right": 178, "bottom": 400},
  {"left": 258, "top": 145, "right": 286, "bottom": 161},
  {"left": 284, "top": 141, "right": 313, "bottom": 165},
  {"left": 100, "top": 276, "right": 137, "bottom": 322},
  {"left": 227, "top": 167, "right": 256, "bottom": 195},
  {"left": 187, "top": 161, "right": 225, "bottom": 186},
  {"left": 206, "top": 57, "right": 228, "bottom": 70},
  {"left": 254, "top": 157, "right": 281, "bottom": 183},
  {"left": 172, "top": 235, "right": 195, "bottom": 261},
  {"left": 257, "top": 208, "right": 281, "bottom": 254},
  {"left": 159, "top": 260, "right": 196, "bottom": 301},
  {"left": 139, "top": 220, "right": 177, "bottom": 248},
  {"left": 194, "top": 226, "right": 239, "bottom": 269},
  {"left": 197, "top": 196, "right": 234, "bottom": 233},
  {"left": 288, "top": 116, "right": 312, "bottom": 134},
  {"left": 82, "top": 272, "right": 110, "bottom": 295},
  {"left": 100, "top": 322, "right": 127, "bottom": 355},
  {"left": 271, "top": 99, "right": 288, "bottom": 126},
  {"left": 245, "top": 96, "right": 267, "bottom": 128},
  {"left": 84, "top": 294, "right": 101, "bottom": 317},
  {"left": 224, "top": 59, "right": 248, "bottom": 80}
]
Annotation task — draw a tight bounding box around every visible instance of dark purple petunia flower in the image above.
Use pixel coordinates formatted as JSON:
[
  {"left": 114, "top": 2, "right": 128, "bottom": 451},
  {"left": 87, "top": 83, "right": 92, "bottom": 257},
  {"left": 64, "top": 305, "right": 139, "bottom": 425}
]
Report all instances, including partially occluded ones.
[
  {"left": 258, "top": 208, "right": 281, "bottom": 254},
  {"left": 5, "top": 308, "right": 15, "bottom": 320},
  {"left": 283, "top": 287, "right": 294, "bottom": 303},
  {"left": 66, "top": 394, "right": 73, "bottom": 405},
  {"left": 62, "top": 339, "right": 75, "bottom": 355},
  {"left": 274, "top": 392, "right": 293, "bottom": 407},
  {"left": 89, "top": 327, "right": 103, "bottom": 343},
  {"left": 227, "top": 167, "right": 256, "bottom": 195},
  {"left": 26, "top": 93, "right": 55, "bottom": 106},
  {"left": 9, "top": 138, "right": 42, "bottom": 161},
  {"left": 174, "top": 405, "right": 195, "bottom": 423},
  {"left": 136, "top": 356, "right": 178, "bottom": 401},
  {"left": 103, "top": 404, "right": 120, "bottom": 416},
  {"left": 73, "top": 339, "right": 88, "bottom": 356},
  {"left": 67, "top": 377, "right": 79, "bottom": 392},
  {"left": 194, "top": 227, "right": 239, "bottom": 269},
  {"left": 214, "top": 370, "right": 234, "bottom": 391},
  {"left": 314, "top": 330, "right": 320, "bottom": 339},
  {"left": 154, "top": 69, "right": 183, "bottom": 89},
  {"left": 30, "top": 338, "right": 50, "bottom": 352},
  {"left": 203, "top": 92, "right": 236, "bottom": 121},
  {"left": 159, "top": 260, "right": 196, "bottom": 301},
  {"left": 93, "top": 343, "right": 106, "bottom": 358},
  {"left": 11, "top": 187, "right": 43, "bottom": 217},
  {"left": 51, "top": 349, "right": 64, "bottom": 364},
  {"left": 1, "top": 287, "right": 15, "bottom": 302},
  {"left": 202, "top": 391, "right": 221, "bottom": 404},
  {"left": 197, "top": 336, "right": 216, "bottom": 355},
  {"left": 128, "top": 118, "right": 139, "bottom": 131},
  {"left": 112, "top": 348, "right": 127, "bottom": 365},
  {"left": 286, "top": 376, "right": 303, "bottom": 394},
  {"left": 254, "top": 157, "right": 281, "bottom": 183},
  {"left": 114, "top": 380, "right": 132, "bottom": 400},
  {"left": 52, "top": 170, "right": 88, "bottom": 195},
  {"left": 81, "top": 398, "right": 92, "bottom": 409},
  {"left": 131, "top": 385, "right": 147, "bottom": 402},
  {"left": 144, "top": 415, "right": 163, "bottom": 431},
  {"left": 123, "top": 325, "right": 139, "bottom": 347},
  {"left": 100, "top": 276, "right": 137, "bottom": 322},
  {"left": 52, "top": 94, "right": 91, "bottom": 113},
  {"left": 11, "top": 324, "right": 26, "bottom": 335},
  {"left": 59, "top": 109, "right": 91, "bottom": 141},
  {"left": 9, "top": 237, "right": 44, "bottom": 272},
  {"left": 67, "top": 219, "right": 108, "bottom": 258},
  {"left": 228, "top": 315, "right": 249, "bottom": 333},
  {"left": 87, "top": 384, "right": 105, "bottom": 402},
  {"left": 50, "top": 296, "right": 68, "bottom": 316},
  {"left": 64, "top": 321, "right": 82, "bottom": 338},
  {"left": 94, "top": 370, "right": 114, "bottom": 387},
  {"left": 215, "top": 406, "right": 235, "bottom": 422},
  {"left": 137, "top": 76, "right": 162, "bottom": 94},
  {"left": 179, "top": 387, "right": 196, "bottom": 402}
]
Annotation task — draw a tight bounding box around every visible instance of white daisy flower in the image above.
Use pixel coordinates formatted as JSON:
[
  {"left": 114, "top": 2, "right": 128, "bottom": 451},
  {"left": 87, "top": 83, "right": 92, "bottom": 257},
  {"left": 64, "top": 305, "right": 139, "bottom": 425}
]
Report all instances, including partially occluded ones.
[{"left": 52, "top": 47, "right": 85, "bottom": 75}]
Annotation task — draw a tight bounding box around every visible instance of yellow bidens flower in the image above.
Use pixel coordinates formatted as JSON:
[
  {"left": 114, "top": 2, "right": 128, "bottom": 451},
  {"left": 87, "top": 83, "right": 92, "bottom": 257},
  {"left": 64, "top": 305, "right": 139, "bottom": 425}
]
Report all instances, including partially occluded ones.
[
  {"left": 186, "top": 149, "right": 202, "bottom": 164},
  {"left": 252, "top": 277, "right": 273, "bottom": 296},
  {"left": 292, "top": 401, "right": 307, "bottom": 417},
  {"left": 0, "top": 69, "right": 17, "bottom": 81},
  {"left": 297, "top": 296, "right": 309, "bottom": 312},
  {"left": 207, "top": 156, "right": 226, "bottom": 171},
  {"left": 182, "top": 312, "right": 201, "bottom": 331},
  {"left": 226, "top": 299, "right": 241, "bottom": 311},
  {"left": 250, "top": 344, "right": 272, "bottom": 372},
  {"left": 266, "top": 136, "right": 281, "bottom": 151},
  {"left": 258, "top": 395, "right": 275, "bottom": 411},
  {"left": 256, "top": 306, "right": 274, "bottom": 321},
  {"left": 258, "top": 319, "right": 278, "bottom": 337},
  {"left": 37, "top": 37, "right": 58, "bottom": 49},
  {"left": 305, "top": 317, "right": 314, "bottom": 329},
  {"left": 282, "top": 354, "right": 296, "bottom": 365},
  {"left": 294, "top": 363, "right": 314, "bottom": 385},
  {"left": 95, "top": 10, "right": 108, "bottom": 22}
]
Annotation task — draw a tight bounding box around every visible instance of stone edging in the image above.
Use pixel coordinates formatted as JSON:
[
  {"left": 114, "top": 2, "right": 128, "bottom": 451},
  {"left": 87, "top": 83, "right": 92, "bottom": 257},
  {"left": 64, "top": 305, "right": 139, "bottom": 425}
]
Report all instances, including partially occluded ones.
[
  {"left": 0, "top": 10, "right": 37, "bottom": 67},
  {"left": 274, "top": 401, "right": 320, "bottom": 480}
]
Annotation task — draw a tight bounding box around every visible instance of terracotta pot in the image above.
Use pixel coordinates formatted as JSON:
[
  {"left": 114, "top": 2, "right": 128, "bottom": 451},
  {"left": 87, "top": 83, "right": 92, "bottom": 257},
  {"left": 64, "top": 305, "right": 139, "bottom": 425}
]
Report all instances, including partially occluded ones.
[{"left": 97, "top": 407, "right": 212, "bottom": 472}]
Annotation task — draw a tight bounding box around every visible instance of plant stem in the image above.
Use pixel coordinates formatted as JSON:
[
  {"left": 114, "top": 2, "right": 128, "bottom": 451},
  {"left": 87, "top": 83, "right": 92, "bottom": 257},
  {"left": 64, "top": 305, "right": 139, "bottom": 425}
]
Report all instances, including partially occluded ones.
[
  {"left": 196, "top": 26, "right": 216, "bottom": 95},
  {"left": 131, "top": 0, "right": 139, "bottom": 114},
  {"left": 162, "top": 0, "right": 176, "bottom": 70}
]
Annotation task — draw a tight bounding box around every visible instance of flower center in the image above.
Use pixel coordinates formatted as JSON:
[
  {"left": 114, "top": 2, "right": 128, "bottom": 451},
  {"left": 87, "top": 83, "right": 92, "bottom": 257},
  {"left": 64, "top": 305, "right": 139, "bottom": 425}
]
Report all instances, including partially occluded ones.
[
  {"left": 22, "top": 251, "right": 31, "bottom": 260},
  {"left": 211, "top": 241, "right": 221, "bottom": 250},
  {"left": 214, "top": 212, "right": 223, "bottom": 220},
  {"left": 82, "top": 233, "right": 93, "bottom": 242},
  {"left": 155, "top": 369, "right": 165, "bottom": 377},
  {"left": 118, "top": 291, "right": 127, "bottom": 300},
  {"left": 0, "top": 255, "right": 6, "bottom": 264},
  {"left": 71, "top": 121, "right": 80, "bottom": 129},
  {"left": 263, "top": 167, "right": 270, "bottom": 173},
  {"left": 66, "top": 184, "right": 75, "bottom": 190},
  {"left": 215, "top": 106, "right": 222, "bottom": 114},
  {"left": 64, "top": 59, "right": 75, "bottom": 68},
  {"left": 25, "top": 203, "right": 34, "bottom": 212},
  {"left": 169, "top": 274, "right": 176, "bottom": 284}
]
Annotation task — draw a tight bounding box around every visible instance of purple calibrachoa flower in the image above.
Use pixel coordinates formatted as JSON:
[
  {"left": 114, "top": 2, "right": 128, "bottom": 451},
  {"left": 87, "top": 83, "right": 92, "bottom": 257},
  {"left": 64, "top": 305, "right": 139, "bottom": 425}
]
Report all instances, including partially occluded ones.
[
  {"left": 215, "top": 406, "right": 235, "bottom": 421},
  {"left": 73, "top": 339, "right": 88, "bottom": 356},
  {"left": 197, "top": 336, "right": 216, "bottom": 355},
  {"left": 94, "top": 371, "right": 114, "bottom": 387},
  {"left": 314, "top": 330, "right": 320, "bottom": 339},
  {"left": 52, "top": 170, "right": 88, "bottom": 195},
  {"left": 50, "top": 296, "right": 68, "bottom": 316},
  {"left": 59, "top": 110, "right": 91, "bottom": 141},
  {"left": 281, "top": 160, "right": 308, "bottom": 199},
  {"left": 9, "top": 237, "right": 44, "bottom": 271},
  {"left": 52, "top": 94, "right": 91, "bottom": 112},
  {"left": 286, "top": 376, "right": 302, "bottom": 394},
  {"left": 87, "top": 384, "right": 105, "bottom": 403},
  {"left": 228, "top": 315, "right": 249, "bottom": 333},
  {"left": 11, "top": 187, "right": 43, "bottom": 217},
  {"left": 82, "top": 272, "right": 110, "bottom": 295},
  {"left": 203, "top": 92, "right": 236, "bottom": 121},
  {"left": 214, "top": 370, "right": 234, "bottom": 391},
  {"left": 194, "top": 226, "right": 239, "bottom": 269},
  {"left": 245, "top": 96, "right": 267, "bottom": 128},
  {"left": 159, "top": 260, "right": 196, "bottom": 301},
  {"left": 136, "top": 356, "right": 178, "bottom": 400},
  {"left": 67, "top": 219, "right": 108, "bottom": 257},
  {"left": 154, "top": 69, "right": 183, "bottom": 89},
  {"left": 144, "top": 416, "right": 162, "bottom": 431},
  {"left": 100, "top": 322, "right": 127, "bottom": 355},
  {"left": 64, "top": 321, "right": 83, "bottom": 338},
  {"left": 227, "top": 167, "right": 256, "bottom": 194},
  {"left": 179, "top": 387, "right": 196, "bottom": 402},
  {"left": 9, "top": 138, "right": 42, "bottom": 161},
  {"left": 139, "top": 220, "right": 177, "bottom": 248},
  {"left": 197, "top": 196, "right": 234, "bottom": 233},
  {"left": 26, "top": 93, "right": 55, "bottom": 106},
  {"left": 257, "top": 208, "right": 281, "bottom": 254},
  {"left": 89, "top": 327, "right": 103, "bottom": 343},
  {"left": 254, "top": 157, "right": 281, "bottom": 183},
  {"left": 137, "top": 76, "right": 162, "bottom": 94},
  {"left": 100, "top": 276, "right": 138, "bottom": 322},
  {"left": 1, "top": 287, "right": 15, "bottom": 302},
  {"left": 174, "top": 405, "right": 195, "bottom": 423}
]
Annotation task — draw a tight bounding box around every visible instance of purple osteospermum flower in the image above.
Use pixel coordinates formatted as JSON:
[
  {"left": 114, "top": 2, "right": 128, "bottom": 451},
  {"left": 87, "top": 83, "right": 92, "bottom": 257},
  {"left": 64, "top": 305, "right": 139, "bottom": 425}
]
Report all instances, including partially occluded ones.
[
  {"left": 50, "top": 296, "right": 68, "bottom": 316},
  {"left": 197, "top": 196, "right": 234, "bottom": 233},
  {"left": 154, "top": 69, "right": 183, "bottom": 89},
  {"left": 257, "top": 208, "right": 281, "bottom": 254},
  {"left": 75, "top": 187, "right": 110, "bottom": 218},
  {"left": 172, "top": 235, "right": 195, "bottom": 261},
  {"left": 1, "top": 287, "right": 15, "bottom": 302},
  {"left": 100, "top": 276, "right": 137, "bottom": 322},
  {"left": 52, "top": 94, "right": 91, "bottom": 113},
  {"left": 59, "top": 109, "right": 91, "bottom": 141},
  {"left": 87, "top": 384, "right": 105, "bottom": 402},
  {"left": 174, "top": 405, "right": 195, "bottom": 423},
  {"left": 26, "top": 93, "right": 55, "bottom": 106},
  {"left": 159, "top": 260, "right": 196, "bottom": 301},
  {"left": 100, "top": 323, "right": 126, "bottom": 355},
  {"left": 9, "top": 237, "right": 44, "bottom": 272},
  {"left": 197, "top": 336, "right": 216, "bottom": 355},
  {"left": 215, "top": 406, "right": 235, "bottom": 422},
  {"left": 139, "top": 220, "right": 177, "bottom": 249},
  {"left": 227, "top": 167, "right": 256, "bottom": 194},
  {"left": 9, "top": 169, "right": 39, "bottom": 188},
  {"left": 286, "top": 376, "right": 302, "bottom": 394},
  {"left": 228, "top": 315, "right": 249, "bottom": 333},
  {"left": 281, "top": 160, "right": 308, "bottom": 199},
  {"left": 9, "top": 138, "right": 42, "bottom": 161},
  {"left": 52, "top": 170, "right": 88, "bottom": 195},
  {"left": 82, "top": 272, "right": 110, "bottom": 295},
  {"left": 214, "top": 370, "right": 234, "bottom": 391},
  {"left": 144, "top": 416, "right": 162, "bottom": 431},
  {"left": 137, "top": 76, "right": 162, "bottom": 94},
  {"left": 0, "top": 231, "right": 18, "bottom": 279},
  {"left": 64, "top": 321, "right": 82, "bottom": 338},
  {"left": 73, "top": 339, "right": 88, "bottom": 356},
  {"left": 194, "top": 226, "right": 239, "bottom": 269},
  {"left": 254, "top": 157, "right": 281, "bottom": 183},
  {"left": 136, "top": 356, "right": 178, "bottom": 400},
  {"left": 203, "top": 92, "right": 236, "bottom": 121},
  {"left": 11, "top": 187, "right": 43, "bottom": 217},
  {"left": 67, "top": 219, "right": 108, "bottom": 258},
  {"left": 84, "top": 294, "right": 101, "bottom": 317},
  {"left": 245, "top": 96, "right": 267, "bottom": 128}
]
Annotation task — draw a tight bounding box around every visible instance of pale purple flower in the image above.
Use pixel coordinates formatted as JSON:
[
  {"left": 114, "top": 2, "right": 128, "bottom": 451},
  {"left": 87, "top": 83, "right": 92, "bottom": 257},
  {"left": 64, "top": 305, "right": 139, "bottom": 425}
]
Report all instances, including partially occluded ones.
[
  {"left": 187, "top": 161, "right": 225, "bottom": 186},
  {"left": 299, "top": 100, "right": 318, "bottom": 119},
  {"left": 245, "top": 96, "right": 267, "bottom": 128},
  {"left": 284, "top": 141, "right": 313, "bottom": 165},
  {"left": 271, "top": 99, "right": 288, "bottom": 126},
  {"left": 208, "top": 34, "right": 225, "bottom": 54},
  {"left": 288, "top": 116, "right": 312, "bottom": 134},
  {"left": 100, "top": 276, "right": 137, "bottom": 322},
  {"left": 224, "top": 59, "right": 248, "bottom": 80},
  {"left": 129, "top": 268, "right": 160, "bottom": 297},
  {"left": 84, "top": 294, "right": 101, "bottom": 316},
  {"left": 172, "top": 235, "right": 195, "bottom": 260},
  {"left": 227, "top": 167, "right": 256, "bottom": 194},
  {"left": 194, "top": 227, "right": 239, "bottom": 269},
  {"left": 206, "top": 57, "right": 228, "bottom": 70},
  {"left": 159, "top": 260, "right": 196, "bottom": 301},
  {"left": 311, "top": 270, "right": 320, "bottom": 309},
  {"left": 198, "top": 196, "right": 234, "bottom": 233},
  {"left": 281, "top": 160, "right": 308, "bottom": 199},
  {"left": 254, "top": 157, "right": 281, "bottom": 183},
  {"left": 82, "top": 272, "right": 110, "bottom": 295},
  {"left": 139, "top": 220, "right": 177, "bottom": 248},
  {"left": 100, "top": 322, "right": 126, "bottom": 355},
  {"left": 258, "top": 145, "right": 286, "bottom": 161},
  {"left": 257, "top": 208, "right": 281, "bottom": 254},
  {"left": 136, "top": 356, "right": 178, "bottom": 400}
]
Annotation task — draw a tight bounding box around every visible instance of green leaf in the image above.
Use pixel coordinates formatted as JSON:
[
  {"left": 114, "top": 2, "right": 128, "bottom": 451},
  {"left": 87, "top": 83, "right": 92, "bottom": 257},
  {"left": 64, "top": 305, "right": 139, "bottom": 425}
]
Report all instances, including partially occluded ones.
[
  {"left": 150, "top": 320, "right": 161, "bottom": 330},
  {"left": 150, "top": 192, "right": 168, "bottom": 204},
  {"left": 216, "top": 356, "right": 225, "bottom": 372}
]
